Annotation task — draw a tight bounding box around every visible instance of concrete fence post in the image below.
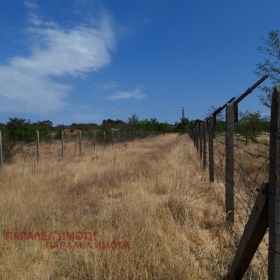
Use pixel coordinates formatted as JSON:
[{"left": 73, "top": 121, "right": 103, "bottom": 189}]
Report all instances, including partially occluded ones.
[
  {"left": 225, "top": 102, "right": 235, "bottom": 225},
  {"left": 268, "top": 86, "right": 280, "bottom": 279},
  {"left": 0, "top": 131, "right": 3, "bottom": 169},
  {"left": 61, "top": 131, "right": 64, "bottom": 158},
  {"left": 36, "top": 130, "right": 40, "bottom": 163},
  {"left": 208, "top": 116, "right": 214, "bottom": 182}
]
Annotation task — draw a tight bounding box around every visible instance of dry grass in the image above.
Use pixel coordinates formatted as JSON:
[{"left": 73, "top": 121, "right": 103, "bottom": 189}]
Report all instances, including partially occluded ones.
[
  {"left": 0, "top": 134, "right": 263, "bottom": 279},
  {"left": 212, "top": 133, "right": 269, "bottom": 279}
]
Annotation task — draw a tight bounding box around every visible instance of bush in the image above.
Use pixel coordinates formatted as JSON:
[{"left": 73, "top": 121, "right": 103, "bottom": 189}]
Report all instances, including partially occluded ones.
[
  {"left": 0, "top": 118, "right": 52, "bottom": 162},
  {"left": 5, "top": 118, "right": 51, "bottom": 143},
  {"left": 0, "top": 126, "right": 17, "bottom": 163}
]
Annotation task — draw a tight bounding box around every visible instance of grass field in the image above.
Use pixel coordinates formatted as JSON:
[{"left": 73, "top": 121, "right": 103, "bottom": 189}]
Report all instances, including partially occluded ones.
[{"left": 0, "top": 134, "right": 267, "bottom": 279}]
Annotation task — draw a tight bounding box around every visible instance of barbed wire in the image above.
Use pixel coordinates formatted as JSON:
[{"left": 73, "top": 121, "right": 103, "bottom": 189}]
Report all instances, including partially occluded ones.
[
  {"left": 0, "top": 130, "right": 162, "bottom": 164},
  {"left": 210, "top": 121, "right": 269, "bottom": 278}
]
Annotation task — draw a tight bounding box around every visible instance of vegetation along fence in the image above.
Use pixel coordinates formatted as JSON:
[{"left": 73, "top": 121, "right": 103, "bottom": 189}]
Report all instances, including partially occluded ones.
[
  {"left": 0, "top": 129, "right": 161, "bottom": 167},
  {"left": 189, "top": 75, "right": 280, "bottom": 279}
]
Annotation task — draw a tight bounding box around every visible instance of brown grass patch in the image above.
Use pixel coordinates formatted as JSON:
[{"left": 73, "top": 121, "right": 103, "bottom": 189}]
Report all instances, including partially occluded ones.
[{"left": 0, "top": 134, "right": 265, "bottom": 279}]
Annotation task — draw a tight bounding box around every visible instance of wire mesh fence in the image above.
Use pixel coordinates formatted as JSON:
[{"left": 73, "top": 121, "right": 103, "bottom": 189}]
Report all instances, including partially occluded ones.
[
  {"left": 0, "top": 130, "right": 162, "bottom": 166},
  {"left": 212, "top": 114, "right": 269, "bottom": 279},
  {"left": 189, "top": 77, "right": 278, "bottom": 279}
]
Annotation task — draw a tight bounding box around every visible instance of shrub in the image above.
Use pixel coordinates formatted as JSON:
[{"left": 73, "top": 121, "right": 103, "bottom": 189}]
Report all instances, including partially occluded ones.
[{"left": 0, "top": 118, "right": 51, "bottom": 162}]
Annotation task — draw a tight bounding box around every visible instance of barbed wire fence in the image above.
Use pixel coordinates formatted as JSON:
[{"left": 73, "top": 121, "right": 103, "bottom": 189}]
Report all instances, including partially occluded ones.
[
  {"left": 0, "top": 129, "right": 162, "bottom": 166},
  {"left": 190, "top": 76, "right": 280, "bottom": 279},
  {"left": 212, "top": 110, "right": 269, "bottom": 279}
]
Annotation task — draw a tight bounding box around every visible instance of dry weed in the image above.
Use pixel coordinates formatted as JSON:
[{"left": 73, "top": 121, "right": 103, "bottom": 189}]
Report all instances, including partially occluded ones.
[{"left": 0, "top": 134, "right": 263, "bottom": 279}]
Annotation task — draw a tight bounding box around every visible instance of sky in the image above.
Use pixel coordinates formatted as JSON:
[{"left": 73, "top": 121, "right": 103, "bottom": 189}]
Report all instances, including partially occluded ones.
[{"left": 0, "top": 0, "right": 279, "bottom": 125}]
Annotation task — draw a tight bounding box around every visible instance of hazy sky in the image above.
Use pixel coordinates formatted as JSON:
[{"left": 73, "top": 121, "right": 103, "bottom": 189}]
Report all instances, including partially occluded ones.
[{"left": 0, "top": 0, "right": 279, "bottom": 125}]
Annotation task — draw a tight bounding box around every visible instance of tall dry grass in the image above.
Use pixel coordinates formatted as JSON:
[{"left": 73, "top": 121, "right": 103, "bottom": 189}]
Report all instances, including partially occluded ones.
[
  {"left": 0, "top": 134, "right": 262, "bottom": 279},
  {"left": 212, "top": 133, "right": 269, "bottom": 279}
]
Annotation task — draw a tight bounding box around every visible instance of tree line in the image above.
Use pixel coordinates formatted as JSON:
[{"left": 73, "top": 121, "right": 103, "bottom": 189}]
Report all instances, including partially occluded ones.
[
  {"left": 0, "top": 110, "right": 270, "bottom": 144},
  {"left": 0, "top": 115, "right": 192, "bottom": 161}
]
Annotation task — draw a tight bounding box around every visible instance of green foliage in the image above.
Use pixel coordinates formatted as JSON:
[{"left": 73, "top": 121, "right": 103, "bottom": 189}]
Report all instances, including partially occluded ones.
[
  {"left": 127, "top": 115, "right": 174, "bottom": 133},
  {"left": 0, "top": 114, "right": 176, "bottom": 163},
  {"left": 187, "top": 119, "right": 202, "bottom": 130},
  {"left": 0, "top": 118, "right": 52, "bottom": 162},
  {"left": 37, "top": 120, "right": 53, "bottom": 128},
  {"left": 0, "top": 124, "right": 15, "bottom": 162},
  {"left": 5, "top": 118, "right": 51, "bottom": 143},
  {"left": 101, "top": 119, "right": 126, "bottom": 131},
  {"left": 157, "top": 122, "right": 174, "bottom": 133},
  {"left": 53, "top": 124, "right": 67, "bottom": 140},
  {"left": 255, "top": 30, "right": 280, "bottom": 107},
  {"left": 127, "top": 114, "right": 140, "bottom": 130},
  {"left": 174, "top": 117, "right": 190, "bottom": 133},
  {"left": 235, "top": 111, "right": 269, "bottom": 144},
  {"left": 139, "top": 118, "right": 158, "bottom": 131},
  {"left": 70, "top": 122, "right": 99, "bottom": 131},
  {"left": 215, "top": 121, "right": 226, "bottom": 134},
  {"left": 6, "top": 118, "right": 35, "bottom": 142},
  {"left": 0, "top": 121, "right": 20, "bottom": 162},
  {"left": 33, "top": 124, "right": 52, "bottom": 141}
]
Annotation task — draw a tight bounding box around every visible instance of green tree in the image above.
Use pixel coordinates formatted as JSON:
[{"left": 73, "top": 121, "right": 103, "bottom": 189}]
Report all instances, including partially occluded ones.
[
  {"left": 2, "top": 118, "right": 33, "bottom": 162},
  {"left": 255, "top": 30, "right": 280, "bottom": 107},
  {"left": 150, "top": 118, "right": 159, "bottom": 131},
  {"left": 139, "top": 119, "right": 153, "bottom": 131},
  {"left": 174, "top": 116, "right": 190, "bottom": 133},
  {"left": 6, "top": 118, "right": 34, "bottom": 142},
  {"left": 128, "top": 114, "right": 139, "bottom": 130},
  {"left": 186, "top": 119, "right": 201, "bottom": 130},
  {"left": 6, "top": 118, "right": 51, "bottom": 143},
  {"left": 158, "top": 122, "right": 174, "bottom": 133},
  {"left": 235, "top": 111, "right": 269, "bottom": 144},
  {"left": 100, "top": 119, "right": 126, "bottom": 131},
  {"left": 37, "top": 120, "right": 53, "bottom": 128}
]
